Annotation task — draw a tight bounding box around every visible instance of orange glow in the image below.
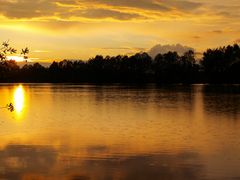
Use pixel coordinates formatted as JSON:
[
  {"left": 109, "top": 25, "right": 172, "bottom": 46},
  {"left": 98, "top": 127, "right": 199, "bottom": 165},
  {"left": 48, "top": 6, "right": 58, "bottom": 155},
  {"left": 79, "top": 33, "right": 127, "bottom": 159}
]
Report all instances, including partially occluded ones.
[
  {"left": 0, "top": 84, "right": 239, "bottom": 179},
  {"left": 0, "top": 0, "right": 239, "bottom": 61},
  {"left": 7, "top": 56, "right": 26, "bottom": 62},
  {"left": 13, "top": 85, "right": 25, "bottom": 118}
]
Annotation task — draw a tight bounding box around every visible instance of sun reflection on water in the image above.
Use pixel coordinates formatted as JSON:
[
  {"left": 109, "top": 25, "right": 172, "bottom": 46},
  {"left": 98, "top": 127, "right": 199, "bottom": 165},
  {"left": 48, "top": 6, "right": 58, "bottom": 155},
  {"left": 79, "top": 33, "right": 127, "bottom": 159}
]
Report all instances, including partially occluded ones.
[{"left": 13, "top": 85, "right": 25, "bottom": 116}]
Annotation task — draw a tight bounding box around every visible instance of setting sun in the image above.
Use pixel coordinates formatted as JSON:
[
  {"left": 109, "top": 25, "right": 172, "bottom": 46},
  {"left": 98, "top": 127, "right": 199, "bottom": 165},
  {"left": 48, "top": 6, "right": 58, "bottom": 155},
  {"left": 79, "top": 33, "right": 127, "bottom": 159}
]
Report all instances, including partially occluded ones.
[{"left": 7, "top": 56, "right": 26, "bottom": 62}]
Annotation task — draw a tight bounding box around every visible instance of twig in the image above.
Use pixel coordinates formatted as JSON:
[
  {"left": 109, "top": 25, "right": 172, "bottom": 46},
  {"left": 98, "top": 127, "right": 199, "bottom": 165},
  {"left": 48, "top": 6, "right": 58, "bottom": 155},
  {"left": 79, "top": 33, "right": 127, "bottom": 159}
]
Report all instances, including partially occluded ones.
[{"left": 0, "top": 103, "right": 14, "bottom": 112}]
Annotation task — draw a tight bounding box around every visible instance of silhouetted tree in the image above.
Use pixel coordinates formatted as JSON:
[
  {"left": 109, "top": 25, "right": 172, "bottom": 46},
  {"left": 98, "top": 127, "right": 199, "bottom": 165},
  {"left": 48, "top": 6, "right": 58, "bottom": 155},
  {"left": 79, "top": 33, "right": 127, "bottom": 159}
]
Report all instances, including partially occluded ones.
[
  {"left": 0, "top": 43, "right": 239, "bottom": 83},
  {"left": 201, "top": 44, "right": 240, "bottom": 82},
  {"left": 0, "top": 41, "right": 17, "bottom": 61}
]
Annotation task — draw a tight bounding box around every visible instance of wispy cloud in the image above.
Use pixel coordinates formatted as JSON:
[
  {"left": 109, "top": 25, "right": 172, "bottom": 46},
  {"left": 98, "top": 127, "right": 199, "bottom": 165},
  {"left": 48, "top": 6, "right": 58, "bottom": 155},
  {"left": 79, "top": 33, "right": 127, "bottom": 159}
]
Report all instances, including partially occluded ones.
[
  {"left": 0, "top": 0, "right": 239, "bottom": 60},
  {"left": 101, "top": 47, "right": 146, "bottom": 51},
  {"left": 212, "top": 30, "right": 224, "bottom": 34},
  {"left": 0, "top": 0, "right": 204, "bottom": 22},
  {"left": 33, "top": 50, "right": 50, "bottom": 53}
]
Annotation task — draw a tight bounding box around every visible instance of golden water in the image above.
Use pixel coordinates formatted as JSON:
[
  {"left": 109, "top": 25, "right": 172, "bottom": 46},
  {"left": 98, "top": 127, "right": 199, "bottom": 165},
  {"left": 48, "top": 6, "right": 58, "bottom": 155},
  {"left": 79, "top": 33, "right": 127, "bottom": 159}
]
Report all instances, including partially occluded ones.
[{"left": 0, "top": 84, "right": 240, "bottom": 179}]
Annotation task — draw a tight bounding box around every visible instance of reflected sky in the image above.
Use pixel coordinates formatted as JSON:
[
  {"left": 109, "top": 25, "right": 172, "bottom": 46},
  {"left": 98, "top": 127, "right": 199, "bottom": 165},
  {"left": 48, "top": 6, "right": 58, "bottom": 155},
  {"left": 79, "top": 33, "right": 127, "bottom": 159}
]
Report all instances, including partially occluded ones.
[
  {"left": 0, "top": 144, "right": 204, "bottom": 180},
  {"left": 0, "top": 84, "right": 240, "bottom": 179}
]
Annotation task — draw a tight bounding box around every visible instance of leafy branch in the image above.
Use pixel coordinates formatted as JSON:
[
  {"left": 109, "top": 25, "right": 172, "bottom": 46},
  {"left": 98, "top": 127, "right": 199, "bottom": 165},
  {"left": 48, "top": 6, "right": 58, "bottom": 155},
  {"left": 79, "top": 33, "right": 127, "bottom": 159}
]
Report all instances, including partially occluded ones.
[
  {"left": 0, "top": 40, "right": 29, "bottom": 61},
  {"left": 0, "top": 103, "right": 14, "bottom": 112}
]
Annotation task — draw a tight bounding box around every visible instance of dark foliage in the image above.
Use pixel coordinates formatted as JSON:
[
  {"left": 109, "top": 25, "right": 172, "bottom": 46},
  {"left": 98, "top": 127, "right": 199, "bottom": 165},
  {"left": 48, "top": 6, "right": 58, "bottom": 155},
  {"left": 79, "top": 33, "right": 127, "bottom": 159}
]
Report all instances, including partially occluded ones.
[
  {"left": 201, "top": 44, "right": 240, "bottom": 83},
  {"left": 0, "top": 44, "right": 239, "bottom": 83}
]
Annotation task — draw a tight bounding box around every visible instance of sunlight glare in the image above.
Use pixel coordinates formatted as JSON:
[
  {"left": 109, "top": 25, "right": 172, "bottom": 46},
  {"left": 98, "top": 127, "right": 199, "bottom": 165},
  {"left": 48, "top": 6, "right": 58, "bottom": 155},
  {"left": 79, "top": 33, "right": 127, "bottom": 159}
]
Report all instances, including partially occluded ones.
[
  {"left": 13, "top": 85, "right": 25, "bottom": 114},
  {"left": 7, "top": 56, "right": 25, "bottom": 62}
]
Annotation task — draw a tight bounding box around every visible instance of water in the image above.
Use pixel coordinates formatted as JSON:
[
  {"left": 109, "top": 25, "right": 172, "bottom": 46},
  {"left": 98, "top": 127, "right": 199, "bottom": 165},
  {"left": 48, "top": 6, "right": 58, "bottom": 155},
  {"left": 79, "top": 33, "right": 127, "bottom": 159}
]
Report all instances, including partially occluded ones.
[{"left": 0, "top": 84, "right": 240, "bottom": 180}]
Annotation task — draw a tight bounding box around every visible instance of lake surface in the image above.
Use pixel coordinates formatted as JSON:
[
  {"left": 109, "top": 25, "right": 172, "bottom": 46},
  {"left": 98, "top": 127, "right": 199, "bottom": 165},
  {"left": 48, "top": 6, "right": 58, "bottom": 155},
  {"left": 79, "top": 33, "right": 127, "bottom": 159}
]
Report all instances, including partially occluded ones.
[{"left": 0, "top": 84, "right": 240, "bottom": 180}]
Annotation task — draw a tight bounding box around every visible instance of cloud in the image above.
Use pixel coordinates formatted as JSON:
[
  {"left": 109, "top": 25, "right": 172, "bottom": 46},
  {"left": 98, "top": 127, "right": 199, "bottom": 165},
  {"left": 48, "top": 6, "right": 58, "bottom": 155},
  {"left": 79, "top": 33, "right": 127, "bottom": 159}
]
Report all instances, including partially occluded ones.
[
  {"left": 101, "top": 47, "right": 146, "bottom": 51},
  {"left": 33, "top": 50, "right": 49, "bottom": 53},
  {"left": 70, "top": 8, "right": 145, "bottom": 20},
  {"left": 78, "top": 0, "right": 171, "bottom": 12},
  {"left": 78, "top": 0, "right": 203, "bottom": 12},
  {"left": 0, "top": 0, "right": 203, "bottom": 22},
  {"left": 193, "top": 36, "right": 201, "bottom": 39},
  {"left": 212, "top": 30, "right": 223, "bottom": 34},
  {"left": 148, "top": 44, "right": 195, "bottom": 58},
  {"left": 162, "top": 0, "right": 203, "bottom": 11},
  {"left": 0, "top": 0, "right": 59, "bottom": 19},
  {"left": 1, "top": 0, "right": 240, "bottom": 26},
  {"left": 211, "top": 4, "right": 240, "bottom": 19}
]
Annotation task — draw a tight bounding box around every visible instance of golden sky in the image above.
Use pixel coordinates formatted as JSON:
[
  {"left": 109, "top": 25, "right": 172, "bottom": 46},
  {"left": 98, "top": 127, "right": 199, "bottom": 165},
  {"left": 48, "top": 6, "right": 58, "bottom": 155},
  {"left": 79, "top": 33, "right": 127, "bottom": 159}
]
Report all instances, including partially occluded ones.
[{"left": 0, "top": 0, "right": 240, "bottom": 62}]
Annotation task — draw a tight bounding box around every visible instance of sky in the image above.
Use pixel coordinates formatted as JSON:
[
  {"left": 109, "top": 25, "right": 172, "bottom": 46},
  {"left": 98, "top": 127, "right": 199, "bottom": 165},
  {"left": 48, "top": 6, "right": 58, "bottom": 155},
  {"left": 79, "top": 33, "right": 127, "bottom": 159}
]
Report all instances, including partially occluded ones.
[{"left": 0, "top": 0, "right": 240, "bottom": 62}]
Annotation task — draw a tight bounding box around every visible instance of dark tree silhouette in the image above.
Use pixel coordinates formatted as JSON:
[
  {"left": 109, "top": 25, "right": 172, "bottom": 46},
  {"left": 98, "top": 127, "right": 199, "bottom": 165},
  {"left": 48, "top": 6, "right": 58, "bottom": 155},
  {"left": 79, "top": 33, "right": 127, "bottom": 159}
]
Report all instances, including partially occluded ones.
[
  {"left": 0, "top": 41, "right": 17, "bottom": 61},
  {"left": 201, "top": 44, "right": 240, "bottom": 82},
  {"left": 0, "top": 43, "right": 239, "bottom": 83}
]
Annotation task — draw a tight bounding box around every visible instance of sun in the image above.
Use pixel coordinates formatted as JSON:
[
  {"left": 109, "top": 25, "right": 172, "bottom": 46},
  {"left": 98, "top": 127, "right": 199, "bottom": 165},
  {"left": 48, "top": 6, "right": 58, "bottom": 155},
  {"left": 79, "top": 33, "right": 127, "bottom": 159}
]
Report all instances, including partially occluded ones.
[{"left": 7, "top": 55, "right": 26, "bottom": 62}]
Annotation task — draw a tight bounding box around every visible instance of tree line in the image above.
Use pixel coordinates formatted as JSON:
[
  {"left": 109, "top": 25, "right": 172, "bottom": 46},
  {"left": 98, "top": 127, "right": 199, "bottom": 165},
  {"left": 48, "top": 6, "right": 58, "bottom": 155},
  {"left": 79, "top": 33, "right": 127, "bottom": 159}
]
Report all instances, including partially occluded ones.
[{"left": 0, "top": 44, "right": 240, "bottom": 83}]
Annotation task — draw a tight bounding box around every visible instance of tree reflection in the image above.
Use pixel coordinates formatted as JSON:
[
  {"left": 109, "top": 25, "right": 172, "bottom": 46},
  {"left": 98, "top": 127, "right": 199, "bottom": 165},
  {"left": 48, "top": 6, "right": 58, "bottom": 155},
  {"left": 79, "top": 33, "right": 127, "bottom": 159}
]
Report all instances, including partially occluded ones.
[{"left": 202, "top": 85, "right": 240, "bottom": 119}]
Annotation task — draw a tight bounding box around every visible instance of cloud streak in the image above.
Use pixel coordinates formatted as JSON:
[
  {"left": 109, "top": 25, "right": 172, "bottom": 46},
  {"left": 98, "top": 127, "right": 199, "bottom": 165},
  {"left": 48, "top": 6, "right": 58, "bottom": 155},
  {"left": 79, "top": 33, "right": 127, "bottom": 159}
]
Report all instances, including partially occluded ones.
[
  {"left": 0, "top": 0, "right": 239, "bottom": 60},
  {"left": 0, "top": 0, "right": 204, "bottom": 21}
]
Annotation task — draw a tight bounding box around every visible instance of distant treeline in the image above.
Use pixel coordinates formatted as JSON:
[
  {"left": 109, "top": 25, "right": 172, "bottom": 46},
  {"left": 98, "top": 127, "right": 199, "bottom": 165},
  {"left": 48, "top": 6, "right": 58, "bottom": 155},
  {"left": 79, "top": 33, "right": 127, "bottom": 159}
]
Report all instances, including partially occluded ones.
[{"left": 0, "top": 44, "right": 240, "bottom": 83}]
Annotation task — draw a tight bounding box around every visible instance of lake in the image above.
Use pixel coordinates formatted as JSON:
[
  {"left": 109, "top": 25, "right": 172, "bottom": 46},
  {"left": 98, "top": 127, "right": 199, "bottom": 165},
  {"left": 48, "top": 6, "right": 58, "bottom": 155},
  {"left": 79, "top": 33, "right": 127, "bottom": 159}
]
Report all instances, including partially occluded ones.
[{"left": 0, "top": 84, "right": 240, "bottom": 180}]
